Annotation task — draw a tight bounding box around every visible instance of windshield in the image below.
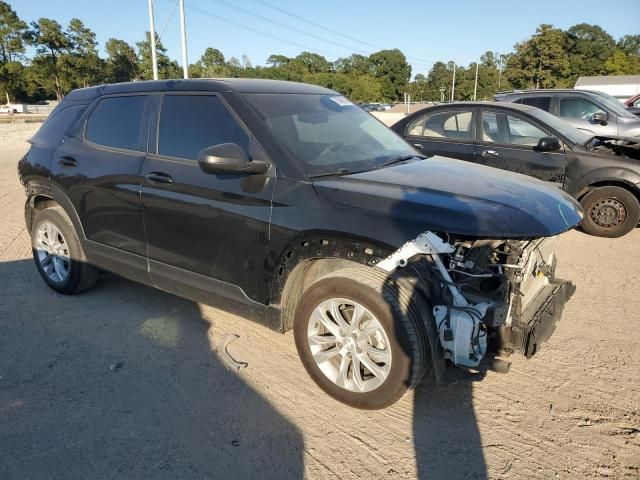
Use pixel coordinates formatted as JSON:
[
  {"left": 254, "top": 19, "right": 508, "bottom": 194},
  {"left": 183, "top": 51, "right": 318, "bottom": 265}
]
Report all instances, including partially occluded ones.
[
  {"left": 243, "top": 93, "right": 416, "bottom": 176},
  {"left": 528, "top": 107, "right": 593, "bottom": 145},
  {"left": 590, "top": 91, "right": 637, "bottom": 119}
]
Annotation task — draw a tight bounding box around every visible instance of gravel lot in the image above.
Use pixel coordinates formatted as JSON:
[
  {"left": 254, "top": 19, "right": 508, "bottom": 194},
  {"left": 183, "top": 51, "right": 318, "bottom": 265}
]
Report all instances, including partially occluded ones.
[{"left": 1, "top": 123, "right": 639, "bottom": 479}]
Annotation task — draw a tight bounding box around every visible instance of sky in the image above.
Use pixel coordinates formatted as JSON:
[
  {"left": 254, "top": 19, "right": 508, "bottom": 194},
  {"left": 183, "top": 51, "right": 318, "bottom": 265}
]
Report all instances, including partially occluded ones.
[{"left": 12, "top": 0, "right": 640, "bottom": 77}]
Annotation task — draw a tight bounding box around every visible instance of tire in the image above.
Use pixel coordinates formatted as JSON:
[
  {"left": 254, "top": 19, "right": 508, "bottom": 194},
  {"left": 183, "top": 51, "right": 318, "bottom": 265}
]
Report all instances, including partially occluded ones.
[
  {"left": 293, "top": 266, "right": 430, "bottom": 409},
  {"left": 31, "top": 206, "right": 98, "bottom": 294},
  {"left": 580, "top": 186, "right": 640, "bottom": 238}
]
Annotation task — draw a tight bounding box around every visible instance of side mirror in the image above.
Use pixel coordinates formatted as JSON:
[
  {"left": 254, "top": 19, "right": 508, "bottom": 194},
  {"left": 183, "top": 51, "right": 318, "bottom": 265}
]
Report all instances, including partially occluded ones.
[
  {"left": 591, "top": 111, "right": 608, "bottom": 124},
  {"left": 535, "top": 136, "right": 561, "bottom": 152},
  {"left": 197, "top": 143, "right": 269, "bottom": 175}
]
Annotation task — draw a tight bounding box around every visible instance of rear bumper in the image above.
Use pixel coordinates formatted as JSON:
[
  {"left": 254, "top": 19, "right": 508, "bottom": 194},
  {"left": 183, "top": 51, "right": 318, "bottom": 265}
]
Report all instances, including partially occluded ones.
[{"left": 501, "top": 279, "right": 575, "bottom": 358}]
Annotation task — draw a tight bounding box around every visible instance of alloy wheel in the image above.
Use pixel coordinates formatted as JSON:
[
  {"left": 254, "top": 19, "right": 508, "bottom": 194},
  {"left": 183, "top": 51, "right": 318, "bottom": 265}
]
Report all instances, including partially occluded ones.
[
  {"left": 307, "top": 298, "right": 392, "bottom": 393},
  {"left": 35, "top": 222, "right": 71, "bottom": 283}
]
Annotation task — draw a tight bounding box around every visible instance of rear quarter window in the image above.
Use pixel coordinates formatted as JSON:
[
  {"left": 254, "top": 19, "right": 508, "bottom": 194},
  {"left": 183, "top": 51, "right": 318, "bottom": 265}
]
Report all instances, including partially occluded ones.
[
  {"left": 29, "top": 104, "right": 87, "bottom": 146},
  {"left": 85, "top": 96, "right": 147, "bottom": 151}
]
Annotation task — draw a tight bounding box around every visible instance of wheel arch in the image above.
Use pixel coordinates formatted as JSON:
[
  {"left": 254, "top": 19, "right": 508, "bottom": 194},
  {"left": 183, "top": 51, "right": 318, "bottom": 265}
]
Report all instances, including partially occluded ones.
[
  {"left": 24, "top": 182, "right": 86, "bottom": 241},
  {"left": 272, "top": 233, "right": 395, "bottom": 332},
  {"left": 576, "top": 179, "right": 640, "bottom": 204}
]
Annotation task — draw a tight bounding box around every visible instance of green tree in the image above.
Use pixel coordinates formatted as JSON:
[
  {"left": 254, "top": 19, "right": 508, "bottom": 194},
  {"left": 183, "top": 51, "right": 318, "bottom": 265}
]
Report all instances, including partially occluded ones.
[
  {"left": 604, "top": 49, "right": 640, "bottom": 75},
  {"left": 61, "top": 18, "right": 104, "bottom": 89},
  {"left": 425, "top": 61, "right": 453, "bottom": 101},
  {"left": 105, "top": 38, "right": 138, "bottom": 82},
  {"left": 136, "top": 31, "right": 180, "bottom": 80},
  {"left": 368, "top": 49, "right": 411, "bottom": 101},
  {"left": 617, "top": 35, "right": 640, "bottom": 56},
  {"left": 291, "top": 51, "right": 331, "bottom": 74},
  {"left": 0, "top": 1, "right": 27, "bottom": 63},
  {"left": 565, "top": 24, "right": 615, "bottom": 80},
  {"left": 0, "top": 1, "right": 29, "bottom": 102},
  {"left": 190, "top": 47, "right": 229, "bottom": 77},
  {"left": 505, "top": 24, "right": 570, "bottom": 89},
  {"left": 333, "top": 54, "right": 369, "bottom": 75},
  {"left": 266, "top": 54, "right": 289, "bottom": 68},
  {"left": 27, "top": 18, "right": 72, "bottom": 100},
  {"left": 347, "top": 75, "right": 382, "bottom": 102}
]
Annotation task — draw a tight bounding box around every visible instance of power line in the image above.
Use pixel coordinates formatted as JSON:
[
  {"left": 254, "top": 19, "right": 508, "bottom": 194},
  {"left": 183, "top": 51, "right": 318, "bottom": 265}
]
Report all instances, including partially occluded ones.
[
  {"left": 187, "top": 4, "right": 342, "bottom": 58},
  {"left": 254, "top": 0, "right": 435, "bottom": 66},
  {"left": 210, "top": 0, "right": 372, "bottom": 57}
]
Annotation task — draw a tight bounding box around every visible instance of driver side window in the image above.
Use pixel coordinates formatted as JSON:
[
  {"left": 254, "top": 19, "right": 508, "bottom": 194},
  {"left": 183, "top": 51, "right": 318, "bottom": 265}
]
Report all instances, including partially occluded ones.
[{"left": 559, "top": 97, "right": 604, "bottom": 120}]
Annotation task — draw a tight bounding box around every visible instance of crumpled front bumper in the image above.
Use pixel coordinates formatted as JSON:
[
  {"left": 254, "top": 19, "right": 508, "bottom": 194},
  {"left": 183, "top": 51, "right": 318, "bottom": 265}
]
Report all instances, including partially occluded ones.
[{"left": 501, "top": 279, "right": 576, "bottom": 358}]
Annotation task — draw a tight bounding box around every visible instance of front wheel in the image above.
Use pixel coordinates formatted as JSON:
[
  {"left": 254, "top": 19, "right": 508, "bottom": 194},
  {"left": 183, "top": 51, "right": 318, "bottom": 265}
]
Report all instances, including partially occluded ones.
[
  {"left": 293, "top": 267, "right": 429, "bottom": 409},
  {"left": 580, "top": 186, "right": 640, "bottom": 238}
]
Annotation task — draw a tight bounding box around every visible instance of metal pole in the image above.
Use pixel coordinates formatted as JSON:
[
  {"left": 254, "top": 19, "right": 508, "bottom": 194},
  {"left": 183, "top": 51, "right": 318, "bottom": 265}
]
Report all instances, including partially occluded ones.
[
  {"left": 450, "top": 63, "right": 456, "bottom": 102},
  {"left": 178, "top": 0, "right": 189, "bottom": 79},
  {"left": 147, "top": 0, "right": 158, "bottom": 80},
  {"left": 473, "top": 62, "right": 479, "bottom": 101}
]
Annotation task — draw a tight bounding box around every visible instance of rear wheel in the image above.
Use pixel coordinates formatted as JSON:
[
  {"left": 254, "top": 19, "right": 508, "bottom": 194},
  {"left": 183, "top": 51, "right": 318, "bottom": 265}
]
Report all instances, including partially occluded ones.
[
  {"left": 31, "top": 206, "right": 98, "bottom": 294},
  {"left": 293, "top": 267, "right": 430, "bottom": 409},
  {"left": 580, "top": 186, "right": 640, "bottom": 238}
]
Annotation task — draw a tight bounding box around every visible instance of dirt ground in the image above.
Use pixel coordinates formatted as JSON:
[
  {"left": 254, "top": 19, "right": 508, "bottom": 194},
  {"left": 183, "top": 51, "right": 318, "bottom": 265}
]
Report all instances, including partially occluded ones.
[{"left": 1, "top": 122, "right": 638, "bottom": 479}]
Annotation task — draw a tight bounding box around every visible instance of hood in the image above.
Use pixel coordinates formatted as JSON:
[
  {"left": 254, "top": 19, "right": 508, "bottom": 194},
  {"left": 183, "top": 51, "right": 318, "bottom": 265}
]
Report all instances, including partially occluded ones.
[
  {"left": 312, "top": 156, "right": 583, "bottom": 239},
  {"left": 592, "top": 134, "right": 640, "bottom": 145}
]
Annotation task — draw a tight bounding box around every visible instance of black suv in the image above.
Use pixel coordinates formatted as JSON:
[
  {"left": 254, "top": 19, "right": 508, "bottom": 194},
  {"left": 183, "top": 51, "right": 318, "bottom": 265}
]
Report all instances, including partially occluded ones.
[{"left": 19, "top": 79, "right": 582, "bottom": 409}]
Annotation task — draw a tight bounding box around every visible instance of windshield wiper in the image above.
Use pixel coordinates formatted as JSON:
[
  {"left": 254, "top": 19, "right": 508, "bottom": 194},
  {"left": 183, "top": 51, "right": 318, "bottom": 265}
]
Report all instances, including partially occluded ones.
[
  {"left": 376, "top": 154, "right": 427, "bottom": 169},
  {"left": 308, "top": 168, "right": 354, "bottom": 179}
]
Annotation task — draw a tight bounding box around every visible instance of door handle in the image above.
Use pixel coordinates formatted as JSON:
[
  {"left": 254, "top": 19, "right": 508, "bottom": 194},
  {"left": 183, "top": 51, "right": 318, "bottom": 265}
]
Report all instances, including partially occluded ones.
[
  {"left": 57, "top": 156, "right": 78, "bottom": 167},
  {"left": 145, "top": 172, "right": 173, "bottom": 184},
  {"left": 481, "top": 150, "right": 499, "bottom": 158},
  {"left": 413, "top": 143, "right": 424, "bottom": 150}
]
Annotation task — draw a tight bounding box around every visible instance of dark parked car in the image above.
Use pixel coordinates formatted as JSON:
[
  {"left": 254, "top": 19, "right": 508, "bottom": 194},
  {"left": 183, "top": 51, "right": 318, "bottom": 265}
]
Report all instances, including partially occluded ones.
[
  {"left": 19, "top": 79, "right": 581, "bottom": 409},
  {"left": 494, "top": 89, "right": 640, "bottom": 138},
  {"left": 392, "top": 101, "right": 640, "bottom": 237}
]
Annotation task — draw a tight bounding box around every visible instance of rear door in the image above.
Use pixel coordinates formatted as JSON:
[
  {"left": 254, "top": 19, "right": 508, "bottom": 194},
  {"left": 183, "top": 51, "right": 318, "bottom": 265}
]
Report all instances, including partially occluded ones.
[
  {"left": 140, "top": 93, "right": 275, "bottom": 304},
  {"left": 51, "top": 94, "right": 150, "bottom": 257},
  {"left": 476, "top": 108, "right": 566, "bottom": 186},
  {"left": 402, "top": 108, "right": 476, "bottom": 162}
]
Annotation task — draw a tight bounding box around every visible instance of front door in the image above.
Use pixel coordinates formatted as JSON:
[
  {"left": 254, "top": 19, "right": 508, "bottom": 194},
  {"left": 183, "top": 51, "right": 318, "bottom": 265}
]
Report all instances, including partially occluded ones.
[
  {"left": 403, "top": 108, "right": 477, "bottom": 162},
  {"left": 141, "top": 93, "right": 275, "bottom": 303},
  {"left": 477, "top": 108, "right": 566, "bottom": 187},
  {"left": 556, "top": 96, "right": 618, "bottom": 136}
]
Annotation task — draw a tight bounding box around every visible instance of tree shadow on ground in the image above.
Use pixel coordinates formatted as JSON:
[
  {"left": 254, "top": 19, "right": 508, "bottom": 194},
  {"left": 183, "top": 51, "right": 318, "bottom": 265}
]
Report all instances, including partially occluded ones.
[{"left": 0, "top": 259, "right": 304, "bottom": 480}]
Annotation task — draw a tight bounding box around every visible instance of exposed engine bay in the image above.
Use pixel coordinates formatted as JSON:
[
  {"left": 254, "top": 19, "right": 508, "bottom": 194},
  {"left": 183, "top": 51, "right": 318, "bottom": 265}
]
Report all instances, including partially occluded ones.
[
  {"left": 377, "top": 232, "right": 574, "bottom": 371},
  {"left": 589, "top": 136, "right": 640, "bottom": 160}
]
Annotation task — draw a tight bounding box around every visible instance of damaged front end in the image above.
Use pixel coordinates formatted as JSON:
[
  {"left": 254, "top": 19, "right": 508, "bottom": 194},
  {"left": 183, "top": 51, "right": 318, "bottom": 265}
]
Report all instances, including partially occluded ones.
[
  {"left": 377, "top": 232, "right": 574, "bottom": 370},
  {"left": 590, "top": 136, "right": 640, "bottom": 160}
]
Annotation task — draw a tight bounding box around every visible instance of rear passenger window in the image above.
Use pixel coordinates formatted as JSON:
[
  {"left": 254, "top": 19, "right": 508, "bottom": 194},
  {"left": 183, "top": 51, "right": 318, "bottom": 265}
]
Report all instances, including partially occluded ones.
[
  {"left": 521, "top": 97, "right": 551, "bottom": 111},
  {"left": 158, "top": 95, "right": 249, "bottom": 160},
  {"left": 85, "top": 96, "right": 146, "bottom": 151},
  {"left": 407, "top": 110, "right": 473, "bottom": 140}
]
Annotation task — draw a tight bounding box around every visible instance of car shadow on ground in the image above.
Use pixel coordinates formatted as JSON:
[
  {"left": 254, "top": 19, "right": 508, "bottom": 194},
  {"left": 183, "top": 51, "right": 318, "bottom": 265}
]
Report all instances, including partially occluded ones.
[
  {"left": 0, "top": 259, "right": 304, "bottom": 480},
  {"left": 386, "top": 187, "right": 489, "bottom": 479}
]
